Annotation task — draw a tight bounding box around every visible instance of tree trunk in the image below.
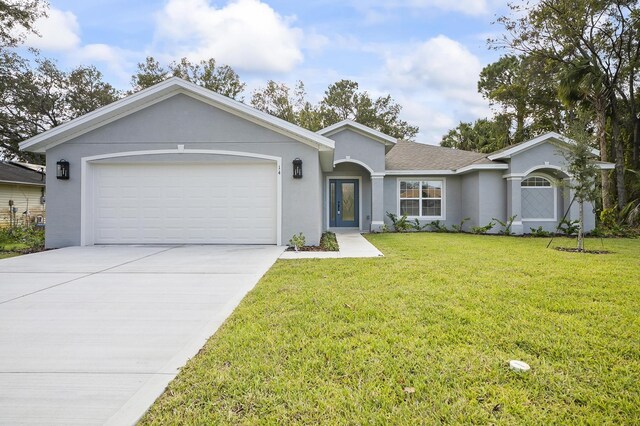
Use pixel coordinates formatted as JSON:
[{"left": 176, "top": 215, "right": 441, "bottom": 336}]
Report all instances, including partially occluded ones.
[
  {"left": 578, "top": 200, "right": 584, "bottom": 251},
  {"left": 613, "top": 118, "right": 626, "bottom": 210},
  {"left": 634, "top": 117, "right": 640, "bottom": 170},
  {"left": 596, "top": 109, "right": 611, "bottom": 209}
]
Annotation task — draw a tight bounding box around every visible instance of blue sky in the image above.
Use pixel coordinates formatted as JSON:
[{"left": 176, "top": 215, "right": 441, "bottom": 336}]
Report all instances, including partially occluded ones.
[{"left": 23, "top": 0, "right": 510, "bottom": 144}]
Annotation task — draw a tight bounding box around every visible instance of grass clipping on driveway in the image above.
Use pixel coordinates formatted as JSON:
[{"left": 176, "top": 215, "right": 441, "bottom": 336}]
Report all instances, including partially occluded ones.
[{"left": 140, "top": 234, "right": 640, "bottom": 424}]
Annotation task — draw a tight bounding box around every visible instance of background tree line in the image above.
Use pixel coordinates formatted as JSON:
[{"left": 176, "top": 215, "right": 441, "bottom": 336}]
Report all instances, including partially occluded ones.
[{"left": 441, "top": 0, "right": 639, "bottom": 224}]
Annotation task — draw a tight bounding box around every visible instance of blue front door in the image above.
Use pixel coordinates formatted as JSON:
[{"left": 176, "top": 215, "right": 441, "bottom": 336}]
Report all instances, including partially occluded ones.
[{"left": 329, "top": 179, "right": 359, "bottom": 227}]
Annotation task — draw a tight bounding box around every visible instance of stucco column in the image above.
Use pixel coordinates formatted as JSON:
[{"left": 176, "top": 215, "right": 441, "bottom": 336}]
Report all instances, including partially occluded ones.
[
  {"left": 506, "top": 177, "right": 523, "bottom": 234},
  {"left": 370, "top": 174, "right": 385, "bottom": 232}
]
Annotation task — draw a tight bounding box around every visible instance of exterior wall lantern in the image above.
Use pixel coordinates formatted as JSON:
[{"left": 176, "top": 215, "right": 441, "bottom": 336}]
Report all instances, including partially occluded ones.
[
  {"left": 293, "top": 158, "right": 303, "bottom": 179},
  {"left": 56, "top": 160, "right": 70, "bottom": 180}
]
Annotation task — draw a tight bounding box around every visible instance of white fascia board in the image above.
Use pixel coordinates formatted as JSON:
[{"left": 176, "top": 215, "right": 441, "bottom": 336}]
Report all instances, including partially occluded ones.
[
  {"left": 385, "top": 169, "right": 456, "bottom": 175},
  {"left": 455, "top": 163, "right": 509, "bottom": 173},
  {"left": 20, "top": 77, "right": 335, "bottom": 153},
  {"left": 318, "top": 119, "right": 397, "bottom": 146},
  {"left": 487, "top": 132, "right": 599, "bottom": 160}
]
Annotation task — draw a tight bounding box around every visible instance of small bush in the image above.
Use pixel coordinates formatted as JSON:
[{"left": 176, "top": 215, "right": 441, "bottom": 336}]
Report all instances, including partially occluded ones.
[
  {"left": 427, "top": 220, "right": 449, "bottom": 232},
  {"left": 451, "top": 217, "right": 470, "bottom": 233},
  {"left": 558, "top": 219, "right": 580, "bottom": 236},
  {"left": 288, "top": 232, "right": 306, "bottom": 251},
  {"left": 386, "top": 212, "right": 412, "bottom": 232},
  {"left": 471, "top": 221, "right": 495, "bottom": 234},
  {"left": 529, "top": 226, "right": 551, "bottom": 237},
  {"left": 493, "top": 215, "right": 517, "bottom": 235},
  {"left": 599, "top": 207, "right": 618, "bottom": 229},
  {"left": 319, "top": 232, "right": 339, "bottom": 251}
]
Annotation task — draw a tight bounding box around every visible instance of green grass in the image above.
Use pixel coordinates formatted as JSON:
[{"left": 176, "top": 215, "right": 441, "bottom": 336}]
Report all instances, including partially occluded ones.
[
  {"left": 140, "top": 234, "right": 640, "bottom": 424},
  {"left": 0, "top": 251, "right": 20, "bottom": 260}
]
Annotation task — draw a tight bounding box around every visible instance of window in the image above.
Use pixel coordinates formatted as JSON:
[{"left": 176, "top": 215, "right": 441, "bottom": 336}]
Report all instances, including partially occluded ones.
[
  {"left": 521, "top": 176, "right": 551, "bottom": 187},
  {"left": 399, "top": 179, "right": 444, "bottom": 218},
  {"left": 521, "top": 175, "right": 556, "bottom": 220}
]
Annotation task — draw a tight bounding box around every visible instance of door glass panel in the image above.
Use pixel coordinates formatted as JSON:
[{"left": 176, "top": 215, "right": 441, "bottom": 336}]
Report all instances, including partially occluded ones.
[
  {"left": 330, "top": 182, "right": 336, "bottom": 223},
  {"left": 341, "top": 183, "right": 355, "bottom": 221}
]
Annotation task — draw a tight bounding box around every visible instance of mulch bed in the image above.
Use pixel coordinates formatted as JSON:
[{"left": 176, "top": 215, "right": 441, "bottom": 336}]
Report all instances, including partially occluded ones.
[
  {"left": 285, "top": 246, "right": 330, "bottom": 252},
  {"left": 554, "top": 247, "right": 611, "bottom": 254}
]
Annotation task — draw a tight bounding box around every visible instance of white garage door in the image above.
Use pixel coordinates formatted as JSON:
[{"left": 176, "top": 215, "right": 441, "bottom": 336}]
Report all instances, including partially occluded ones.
[{"left": 91, "top": 162, "right": 277, "bottom": 244}]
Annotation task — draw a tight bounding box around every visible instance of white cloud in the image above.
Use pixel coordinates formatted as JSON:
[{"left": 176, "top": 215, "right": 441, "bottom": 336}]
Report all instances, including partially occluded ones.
[
  {"left": 25, "top": 8, "right": 81, "bottom": 51},
  {"left": 70, "top": 44, "right": 136, "bottom": 83},
  {"left": 381, "top": 35, "right": 491, "bottom": 144},
  {"left": 154, "top": 0, "right": 305, "bottom": 73}
]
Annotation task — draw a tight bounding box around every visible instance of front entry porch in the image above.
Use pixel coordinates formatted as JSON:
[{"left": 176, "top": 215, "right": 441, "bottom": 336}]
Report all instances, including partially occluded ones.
[{"left": 324, "top": 162, "right": 385, "bottom": 233}]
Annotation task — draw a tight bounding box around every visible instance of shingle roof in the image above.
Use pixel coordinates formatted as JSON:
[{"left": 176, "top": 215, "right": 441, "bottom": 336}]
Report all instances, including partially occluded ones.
[
  {"left": 0, "top": 162, "right": 46, "bottom": 185},
  {"left": 385, "top": 140, "right": 497, "bottom": 170}
]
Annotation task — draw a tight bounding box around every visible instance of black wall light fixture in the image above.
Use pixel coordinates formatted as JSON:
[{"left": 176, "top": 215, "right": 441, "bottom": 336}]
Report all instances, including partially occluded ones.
[
  {"left": 56, "top": 160, "right": 70, "bottom": 180},
  {"left": 293, "top": 158, "right": 303, "bottom": 179}
]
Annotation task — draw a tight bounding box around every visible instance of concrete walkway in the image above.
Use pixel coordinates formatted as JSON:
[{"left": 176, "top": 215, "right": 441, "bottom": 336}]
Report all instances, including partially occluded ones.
[
  {"left": 0, "top": 245, "right": 284, "bottom": 425},
  {"left": 280, "top": 230, "right": 383, "bottom": 259}
]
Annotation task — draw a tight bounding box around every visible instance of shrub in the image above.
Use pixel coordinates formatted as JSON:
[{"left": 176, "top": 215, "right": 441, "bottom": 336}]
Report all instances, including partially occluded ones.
[
  {"left": 451, "top": 217, "right": 470, "bottom": 233},
  {"left": 427, "top": 220, "right": 449, "bottom": 232},
  {"left": 599, "top": 207, "right": 618, "bottom": 229},
  {"left": 529, "top": 226, "right": 551, "bottom": 237},
  {"left": 288, "top": 232, "right": 306, "bottom": 251},
  {"left": 471, "top": 221, "right": 495, "bottom": 234},
  {"left": 319, "top": 232, "right": 339, "bottom": 251},
  {"left": 0, "top": 225, "right": 45, "bottom": 252},
  {"left": 558, "top": 219, "right": 580, "bottom": 236},
  {"left": 386, "top": 212, "right": 412, "bottom": 232},
  {"left": 493, "top": 215, "right": 517, "bottom": 235}
]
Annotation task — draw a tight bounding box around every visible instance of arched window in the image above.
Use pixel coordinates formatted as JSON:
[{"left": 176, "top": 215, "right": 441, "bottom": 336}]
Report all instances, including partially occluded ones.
[
  {"left": 521, "top": 176, "right": 552, "bottom": 187},
  {"left": 521, "top": 176, "right": 556, "bottom": 220}
]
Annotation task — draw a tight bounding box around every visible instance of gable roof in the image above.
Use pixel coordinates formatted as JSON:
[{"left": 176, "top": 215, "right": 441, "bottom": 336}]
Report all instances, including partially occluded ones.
[
  {"left": 0, "top": 162, "right": 46, "bottom": 186},
  {"left": 20, "top": 77, "right": 335, "bottom": 154},
  {"left": 385, "top": 140, "right": 507, "bottom": 173},
  {"left": 317, "top": 120, "right": 397, "bottom": 147},
  {"left": 487, "top": 132, "right": 599, "bottom": 160}
]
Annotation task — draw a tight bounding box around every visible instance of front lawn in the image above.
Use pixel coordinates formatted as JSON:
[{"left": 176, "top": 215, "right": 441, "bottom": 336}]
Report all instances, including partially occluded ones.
[{"left": 140, "top": 234, "right": 640, "bottom": 424}]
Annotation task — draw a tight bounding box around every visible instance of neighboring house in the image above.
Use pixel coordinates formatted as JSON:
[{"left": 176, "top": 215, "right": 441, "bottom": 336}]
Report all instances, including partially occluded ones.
[
  {"left": 0, "top": 161, "right": 46, "bottom": 227},
  {"left": 19, "top": 78, "right": 614, "bottom": 248}
]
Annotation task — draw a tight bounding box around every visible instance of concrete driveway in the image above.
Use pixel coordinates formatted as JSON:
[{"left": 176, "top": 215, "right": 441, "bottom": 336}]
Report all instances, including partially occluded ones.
[{"left": 0, "top": 245, "right": 284, "bottom": 425}]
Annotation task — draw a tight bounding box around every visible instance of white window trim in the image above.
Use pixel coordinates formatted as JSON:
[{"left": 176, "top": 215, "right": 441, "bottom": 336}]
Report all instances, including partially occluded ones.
[
  {"left": 396, "top": 177, "right": 446, "bottom": 221},
  {"left": 520, "top": 174, "right": 557, "bottom": 222},
  {"left": 325, "top": 175, "right": 363, "bottom": 231}
]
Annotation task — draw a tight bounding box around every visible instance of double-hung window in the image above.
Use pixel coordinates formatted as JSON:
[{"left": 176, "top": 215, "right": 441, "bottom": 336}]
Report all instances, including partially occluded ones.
[{"left": 399, "top": 179, "right": 444, "bottom": 219}]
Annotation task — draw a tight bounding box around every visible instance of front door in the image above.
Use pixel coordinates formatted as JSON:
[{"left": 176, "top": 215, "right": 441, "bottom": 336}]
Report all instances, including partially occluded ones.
[{"left": 329, "top": 179, "right": 359, "bottom": 227}]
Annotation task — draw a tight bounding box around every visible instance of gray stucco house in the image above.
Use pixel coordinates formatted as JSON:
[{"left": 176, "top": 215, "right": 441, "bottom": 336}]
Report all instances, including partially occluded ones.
[{"left": 20, "top": 78, "right": 614, "bottom": 248}]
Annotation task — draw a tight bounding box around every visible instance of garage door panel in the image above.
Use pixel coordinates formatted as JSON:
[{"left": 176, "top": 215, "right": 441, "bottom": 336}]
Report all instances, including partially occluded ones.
[{"left": 91, "top": 162, "right": 277, "bottom": 244}]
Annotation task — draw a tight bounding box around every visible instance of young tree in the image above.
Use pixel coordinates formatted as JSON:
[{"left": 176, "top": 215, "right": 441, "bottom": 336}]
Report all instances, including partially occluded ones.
[
  {"left": 562, "top": 116, "right": 600, "bottom": 251},
  {"left": 558, "top": 58, "right": 614, "bottom": 209}
]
